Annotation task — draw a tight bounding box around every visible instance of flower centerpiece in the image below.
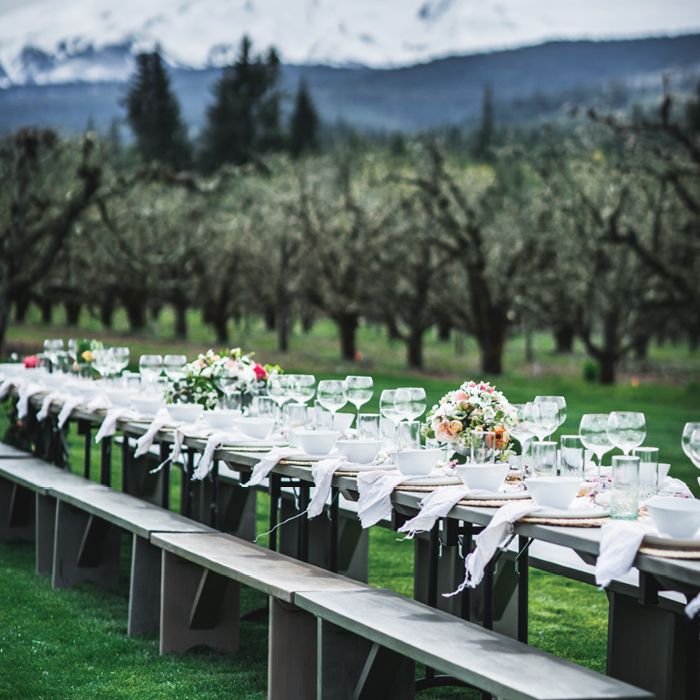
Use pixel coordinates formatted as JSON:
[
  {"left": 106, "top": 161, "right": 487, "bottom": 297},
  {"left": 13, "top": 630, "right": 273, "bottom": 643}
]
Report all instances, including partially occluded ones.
[
  {"left": 164, "top": 348, "right": 282, "bottom": 410},
  {"left": 423, "top": 380, "right": 515, "bottom": 461},
  {"left": 74, "top": 339, "right": 104, "bottom": 376}
]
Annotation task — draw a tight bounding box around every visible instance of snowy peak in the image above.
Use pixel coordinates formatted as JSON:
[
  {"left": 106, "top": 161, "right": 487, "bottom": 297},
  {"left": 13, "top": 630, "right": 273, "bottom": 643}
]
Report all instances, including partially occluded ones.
[{"left": 0, "top": 0, "right": 699, "bottom": 86}]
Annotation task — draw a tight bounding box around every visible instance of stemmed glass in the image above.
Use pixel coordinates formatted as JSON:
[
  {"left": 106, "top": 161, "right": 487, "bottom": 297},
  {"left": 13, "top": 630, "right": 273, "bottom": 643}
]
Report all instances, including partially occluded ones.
[
  {"left": 93, "top": 348, "right": 112, "bottom": 380},
  {"left": 291, "top": 374, "right": 316, "bottom": 405},
  {"left": 579, "top": 413, "right": 613, "bottom": 487},
  {"left": 112, "top": 347, "right": 130, "bottom": 377},
  {"left": 316, "top": 380, "right": 348, "bottom": 429},
  {"left": 394, "top": 387, "right": 426, "bottom": 422},
  {"left": 607, "top": 412, "right": 646, "bottom": 455},
  {"left": 535, "top": 395, "right": 566, "bottom": 432},
  {"left": 139, "top": 354, "right": 163, "bottom": 392},
  {"left": 345, "top": 376, "right": 373, "bottom": 420},
  {"left": 682, "top": 423, "right": 700, "bottom": 467},
  {"left": 379, "top": 389, "right": 401, "bottom": 445},
  {"left": 510, "top": 402, "right": 538, "bottom": 470},
  {"left": 531, "top": 401, "right": 559, "bottom": 441},
  {"left": 405, "top": 388, "right": 427, "bottom": 421},
  {"left": 43, "top": 338, "right": 64, "bottom": 372}
]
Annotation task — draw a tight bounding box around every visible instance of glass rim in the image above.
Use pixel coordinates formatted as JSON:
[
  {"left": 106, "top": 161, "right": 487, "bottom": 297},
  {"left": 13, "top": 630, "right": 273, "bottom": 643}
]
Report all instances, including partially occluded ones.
[{"left": 612, "top": 455, "right": 640, "bottom": 464}]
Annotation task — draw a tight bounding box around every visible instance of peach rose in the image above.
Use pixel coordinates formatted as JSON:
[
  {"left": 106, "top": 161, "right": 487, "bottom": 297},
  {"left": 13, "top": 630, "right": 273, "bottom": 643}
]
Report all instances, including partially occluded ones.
[
  {"left": 453, "top": 390, "right": 468, "bottom": 401},
  {"left": 435, "top": 419, "right": 463, "bottom": 442}
]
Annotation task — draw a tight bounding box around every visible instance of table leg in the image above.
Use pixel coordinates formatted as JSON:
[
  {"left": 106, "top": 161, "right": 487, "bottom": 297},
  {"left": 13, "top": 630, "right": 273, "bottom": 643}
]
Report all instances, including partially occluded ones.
[
  {"left": 329, "top": 486, "right": 339, "bottom": 573},
  {"left": 100, "top": 436, "right": 111, "bottom": 486},
  {"left": 159, "top": 441, "right": 170, "bottom": 510},
  {"left": 269, "top": 473, "right": 280, "bottom": 552}
]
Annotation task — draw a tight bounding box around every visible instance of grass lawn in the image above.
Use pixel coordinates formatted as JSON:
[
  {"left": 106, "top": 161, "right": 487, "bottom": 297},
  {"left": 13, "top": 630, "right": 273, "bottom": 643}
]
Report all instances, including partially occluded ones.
[{"left": 0, "top": 308, "right": 698, "bottom": 697}]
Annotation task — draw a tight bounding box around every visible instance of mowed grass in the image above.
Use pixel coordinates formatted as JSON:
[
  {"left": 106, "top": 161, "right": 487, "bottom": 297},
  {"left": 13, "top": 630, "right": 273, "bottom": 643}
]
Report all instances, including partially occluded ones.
[{"left": 0, "top": 307, "right": 697, "bottom": 698}]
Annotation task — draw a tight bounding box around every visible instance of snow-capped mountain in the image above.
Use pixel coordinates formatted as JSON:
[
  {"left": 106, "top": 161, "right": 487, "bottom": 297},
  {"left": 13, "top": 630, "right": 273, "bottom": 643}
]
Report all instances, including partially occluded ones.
[{"left": 1, "top": 0, "right": 699, "bottom": 86}]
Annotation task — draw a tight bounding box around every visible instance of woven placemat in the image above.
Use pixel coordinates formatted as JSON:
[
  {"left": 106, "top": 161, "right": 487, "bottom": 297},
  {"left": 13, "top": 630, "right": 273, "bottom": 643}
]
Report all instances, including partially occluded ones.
[
  {"left": 458, "top": 499, "right": 517, "bottom": 507},
  {"left": 638, "top": 546, "right": 700, "bottom": 559},
  {"left": 224, "top": 446, "right": 274, "bottom": 453},
  {"left": 394, "top": 483, "right": 459, "bottom": 492},
  {"left": 279, "top": 459, "right": 316, "bottom": 467},
  {"left": 520, "top": 515, "right": 609, "bottom": 528}
]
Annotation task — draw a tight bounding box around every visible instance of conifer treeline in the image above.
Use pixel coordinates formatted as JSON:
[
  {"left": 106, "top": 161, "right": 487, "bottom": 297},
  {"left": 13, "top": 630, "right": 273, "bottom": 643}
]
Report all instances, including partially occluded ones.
[{"left": 124, "top": 36, "right": 319, "bottom": 170}]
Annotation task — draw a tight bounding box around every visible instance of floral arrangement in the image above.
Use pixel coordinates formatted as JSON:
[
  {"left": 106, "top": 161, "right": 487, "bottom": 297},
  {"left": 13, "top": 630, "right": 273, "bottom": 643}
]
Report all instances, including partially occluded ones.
[
  {"left": 423, "top": 380, "right": 515, "bottom": 460},
  {"left": 164, "top": 348, "right": 282, "bottom": 409},
  {"left": 75, "top": 339, "right": 103, "bottom": 366}
]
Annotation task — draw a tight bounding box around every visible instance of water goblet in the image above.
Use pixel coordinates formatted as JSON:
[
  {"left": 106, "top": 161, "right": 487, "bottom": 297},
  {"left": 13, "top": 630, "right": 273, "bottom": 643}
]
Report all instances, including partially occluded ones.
[
  {"left": 531, "top": 400, "right": 560, "bottom": 441},
  {"left": 579, "top": 413, "right": 612, "bottom": 488},
  {"left": 139, "top": 354, "right": 163, "bottom": 392},
  {"left": 560, "top": 435, "right": 585, "bottom": 478},
  {"left": 607, "top": 412, "right": 646, "bottom": 455},
  {"left": 357, "top": 413, "right": 380, "bottom": 440},
  {"left": 681, "top": 423, "right": 700, "bottom": 467},
  {"left": 345, "top": 376, "right": 373, "bottom": 419},
  {"left": 632, "top": 446, "right": 659, "bottom": 500},
  {"left": 471, "top": 430, "right": 497, "bottom": 464},
  {"left": 535, "top": 395, "right": 567, "bottom": 432},
  {"left": 111, "top": 347, "right": 130, "bottom": 376},
  {"left": 163, "top": 354, "right": 187, "bottom": 382},
  {"left": 531, "top": 440, "right": 558, "bottom": 477},
  {"left": 317, "top": 379, "right": 348, "bottom": 428},
  {"left": 396, "top": 421, "right": 421, "bottom": 451},
  {"left": 610, "top": 456, "right": 640, "bottom": 520}
]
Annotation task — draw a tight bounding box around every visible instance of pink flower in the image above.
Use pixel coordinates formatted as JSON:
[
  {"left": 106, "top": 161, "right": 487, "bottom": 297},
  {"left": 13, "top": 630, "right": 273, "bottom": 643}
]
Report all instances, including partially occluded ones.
[
  {"left": 23, "top": 355, "right": 38, "bottom": 368},
  {"left": 253, "top": 363, "right": 267, "bottom": 381},
  {"left": 454, "top": 390, "right": 468, "bottom": 401},
  {"left": 435, "top": 419, "right": 463, "bottom": 442}
]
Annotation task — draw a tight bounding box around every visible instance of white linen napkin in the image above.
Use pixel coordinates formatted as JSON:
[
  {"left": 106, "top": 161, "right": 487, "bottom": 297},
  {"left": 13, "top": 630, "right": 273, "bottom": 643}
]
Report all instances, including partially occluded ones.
[
  {"left": 445, "top": 500, "right": 540, "bottom": 595},
  {"left": 191, "top": 432, "right": 228, "bottom": 480},
  {"left": 134, "top": 410, "right": 172, "bottom": 458},
  {"left": 307, "top": 457, "right": 348, "bottom": 518},
  {"left": 169, "top": 423, "right": 210, "bottom": 463},
  {"left": 356, "top": 469, "right": 406, "bottom": 528},
  {"left": 17, "top": 382, "right": 44, "bottom": 419},
  {"left": 37, "top": 391, "right": 62, "bottom": 422},
  {"left": 594, "top": 521, "right": 648, "bottom": 588},
  {"left": 244, "top": 447, "right": 302, "bottom": 488},
  {"left": 398, "top": 485, "right": 472, "bottom": 538},
  {"left": 0, "top": 378, "right": 15, "bottom": 401},
  {"left": 57, "top": 395, "right": 83, "bottom": 429},
  {"left": 94, "top": 408, "right": 137, "bottom": 443},
  {"left": 685, "top": 592, "right": 700, "bottom": 619},
  {"left": 87, "top": 393, "right": 111, "bottom": 412}
]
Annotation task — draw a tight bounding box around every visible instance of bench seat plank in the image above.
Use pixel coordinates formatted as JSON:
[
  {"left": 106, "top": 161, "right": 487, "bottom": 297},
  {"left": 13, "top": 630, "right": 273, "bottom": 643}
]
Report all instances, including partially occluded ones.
[
  {"left": 49, "top": 484, "right": 213, "bottom": 539},
  {"left": 0, "top": 443, "right": 33, "bottom": 459},
  {"left": 151, "top": 531, "right": 366, "bottom": 603},
  {"left": 0, "top": 459, "right": 87, "bottom": 494},
  {"left": 296, "top": 588, "right": 652, "bottom": 700}
]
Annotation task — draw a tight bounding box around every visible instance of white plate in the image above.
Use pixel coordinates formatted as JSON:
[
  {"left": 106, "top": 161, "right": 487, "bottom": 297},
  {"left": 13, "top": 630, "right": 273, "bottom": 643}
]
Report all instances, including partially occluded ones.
[
  {"left": 402, "top": 474, "right": 463, "bottom": 486},
  {"left": 462, "top": 490, "right": 531, "bottom": 501},
  {"left": 225, "top": 438, "right": 287, "bottom": 449},
  {"left": 531, "top": 506, "right": 610, "bottom": 519},
  {"left": 642, "top": 533, "right": 700, "bottom": 548},
  {"left": 339, "top": 462, "right": 395, "bottom": 473}
]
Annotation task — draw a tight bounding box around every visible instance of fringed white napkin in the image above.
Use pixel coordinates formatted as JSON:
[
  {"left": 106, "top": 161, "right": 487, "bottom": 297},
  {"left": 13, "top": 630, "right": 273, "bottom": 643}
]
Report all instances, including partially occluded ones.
[
  {"left": 134, "top": 410, "right": 172, "bottom": 458},
  {"left": 356, "top": 469, "right": 406, "bottom": 528},
  {"left": 244, "top": 447, "right": 302, "bottom": 488},
  {"left": 594, "top": 521, "right": 648, "bottom": 588},
  {"left": 94, "top": 408, "right": 137, "bottom": 443},
  {"left": 307, "top": 457, "right": 348, "bottom": 518},
  {"left": 445, "top": 500, "right": 540, "bottom": 596},
  {"left": 0, "top": 378, "right": 16, "bottom": 401},
  {"left": 659, "top": 477, "right": 694, "bottom": 499},
  {"left": 398, "top": 485, "right": 472, "bottom": 538},
  {"left": 191, "top": 432, "right": 227, "bottom": 480},
  {"left": 685, "top": 592, "right": 700, "bottom": 619},
  {"left": 17, "top": 382, "right": 44, "bottom": 419},
  {"left": 87, "top": 393, "right": 111, "bottom": 412},
  {"left": 57, "top": 395, "right": 83, "bottom": 429},
  {"left": 37, "top": 391, "right": 63, "bottom": 421}
]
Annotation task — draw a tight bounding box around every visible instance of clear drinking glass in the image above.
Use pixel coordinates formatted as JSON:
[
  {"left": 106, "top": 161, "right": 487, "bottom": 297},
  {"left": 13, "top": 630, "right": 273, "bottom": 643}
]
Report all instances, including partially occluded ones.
[
  {"left": 579, "top": 413, "right": 612, "bottom": 487},
  {"left": 292, "top": 375, "right": 316, "bottom": 404},
  {"left": 252, "top": 395, "right": 276, "bottom": 417},
  {"left": 112, "top": 347, "right": 130, "bottom": 375},
  {"left": 285, "top": 403, "right": 308, "bottom": 447},
  {"left": 610, "top": 455, "right": 640, "bottom": 520},
  {"left": 163, "top": 354, "right": 187, "bottom": 381},
  {"left": 396, "top": 421, "right": 421, "bottom": 451},
  {"left": 510, "top": 402, "right": 538, "bottom": 467},
  {"left": 345, "top": 376, "right": 373, "bottom": 418},
  {"left": 471, "top": 430, "right": 497, "bottom": 464},
  {"left": 607, "top": 412, "right": 646, "bottom": 455},
  {"left": 681, "top": 423, "right": 700, "bottom": 467},
  {"left": 535, "top": 395, "right": 567, "bottom": 432},
  {"left": 689, "top": 429, "right": 700, "bottom": 469},
  {"left": 139, "top": 354, "right": 163, "bottom": 391},
  {"left": 93, "top": 348, "right": 111, "bottom": 379},
  {"left": 560, "top": 435, "right": 585, "bottom": 478},
  {"left": 531, "top": 401, "right": 560, "bottom": 441},
  {"left": 314, "top": 402, "right": 334, "bottom": 430},
  {"left": 632, "top": 446, "right": 659, "bottom": 500},
  {"left": 316, "top": 379, "right": 348, "bottom": 418},
  {"left": 357, "top": 413, "right": 380, "bottom": 439},
  {"left": 531, "top": 441, "right": 558, "bottom": 477},
  {"left": 43, "top": 338, "right": 64, "bottom": 371}
]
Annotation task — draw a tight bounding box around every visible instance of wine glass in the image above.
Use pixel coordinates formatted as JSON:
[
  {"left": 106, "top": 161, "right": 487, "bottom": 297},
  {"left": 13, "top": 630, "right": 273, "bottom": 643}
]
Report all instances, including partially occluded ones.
[
  {"left": 316, "top": 380, "right": 348, "bottom": 428},
  {"left": 531, "top": 401, "right": 559, "bottom": 441},
  {"left": 535, "top": 395, "right": 566, "bottom": 431},
  {"left": 163, "top": 354, "right": 187, "bottom": 382},
  {"left": 607, "top": 412, "right": 646, "bottom": 455},
  {"left": 112, "top": 347, "right": 130, "bottom": 376},
  {"left": 43, "top": 338, "right": 64, "bottom": 371},
  {"left": 510, "top": 402, "right": 538, "bottom": 470},
  {"left": 405, "top": 387, "right": 427, "bottom": 421},
  {"left": 682, "top": 423, "right": 700, "bottom": 465},
  {"left": 689, "top": 429, "right": 700, "bottom": 468},
  {"left": 345, "top": 375, "right": 373, "bottom": 419},
  {"left": 292, "top": 374, "right": 316, "bottom": 405},
  {"left": 579, "top": 413, "right": 613, "bottom": 487},
  {"left": 92, "top": 348, "right": 111, "bottom": 379},
  {"left": 393, "top": 388, "right": 415, "bottom": 422},
  {"left": 379, "top": 389, "right": 401, "bottom": 445},
  {"left": 139, "top": 354, "right": 163, "bottom": 391}
]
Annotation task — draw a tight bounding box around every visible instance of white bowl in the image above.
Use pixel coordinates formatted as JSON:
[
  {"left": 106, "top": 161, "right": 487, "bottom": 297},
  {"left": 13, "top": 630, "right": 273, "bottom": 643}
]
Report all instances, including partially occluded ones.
[
  {"left": 131, "top": 396, "right": 163, "bottom": 417},
  {"left": 237, "top": 417, "right": 276, "bottom": 440},
  {"left": 393, "top": 448, "right": 442, "bottom": 476},
  {"left": 333, "top": 413, "right": 354, "bottom": 432},
  {"left": 336, "top": 439, "right": 383, "bottom": 464},
  {"left": 107, "top": 389, "right": 133, "bottom": 407},
  {"left": 296, "top": 430, "right": 340, "bottom": 455},
  {"left": 646, "top": 496, "right": 700, "bottom": 539},
  {"left": 204, "top": 409, "right": 241, "bottom": 430},
  {"left": 455, "top": 463, "right": 509, "bottom": 492},
  {"left": 525, "top": 477, "right": 582, "bottom": 509},
  {"left": 167, "top": 403, "right": 204, "bottom": 424}
]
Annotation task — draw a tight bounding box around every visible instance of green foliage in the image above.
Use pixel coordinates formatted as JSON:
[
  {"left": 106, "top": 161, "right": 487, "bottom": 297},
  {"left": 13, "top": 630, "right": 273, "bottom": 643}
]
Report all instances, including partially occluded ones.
[
  {"left": 289, "top": 79, "right": 320, "bottom": 158},
  {"left": 124, "top": 51, "right": 191, "bottom": 168},
  {"left": 582, "top": 360, "right": 599, "bottom": 383}
]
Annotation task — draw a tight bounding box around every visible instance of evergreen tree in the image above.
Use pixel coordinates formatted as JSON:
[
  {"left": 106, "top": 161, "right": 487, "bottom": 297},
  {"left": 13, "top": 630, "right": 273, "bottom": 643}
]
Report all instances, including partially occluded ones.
[
  {"left": 124, "top": 50, "right": 190, "bottom": 168},
  {"left": 199, "top": 36, "right": 282, "bottom": 171},
  {"left": 289, "top": 79, "right": 320, "bottom": 158},
  {"left": 474, "top": 84, "right": 495, "bottom": 160}
]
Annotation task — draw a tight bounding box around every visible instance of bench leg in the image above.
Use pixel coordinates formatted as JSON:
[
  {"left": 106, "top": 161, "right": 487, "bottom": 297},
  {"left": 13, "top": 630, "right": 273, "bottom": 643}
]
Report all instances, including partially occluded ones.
[
  {"left": 36, "top": 494, "right": 56, "bottom": 575},
  {"left": 51, "top": 500, "right": 121, "bottom": 590},
  {"left": 268, "top": 597, "right": 317, "bottom": 700},
  {"left": 159, "top": 550, "right": 240, "bottom": 655},
  {"left": 316, "top": 619, "right": 415, "bottom": 700},
  {"left": 128, "top": 535, "right": 162, "bottom": 636},
  {"left": 0, "top": 479, "right": 35, "bottom": 542}
]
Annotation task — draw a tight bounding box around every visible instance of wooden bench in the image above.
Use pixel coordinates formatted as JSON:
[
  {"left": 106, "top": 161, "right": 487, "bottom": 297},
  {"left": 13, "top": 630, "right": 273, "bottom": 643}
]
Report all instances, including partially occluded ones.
[
  {"left": 0, "top": 442, "right": 34, "bottom": 459},
  {"left": 151, "top": 530, "right": 367, "bottom": 699},
  {"left": 295, "top": 587, "right": 653, "bottom": 700},
  {"left": 47, "top": 482, "right": 213, "bottom": 636}
]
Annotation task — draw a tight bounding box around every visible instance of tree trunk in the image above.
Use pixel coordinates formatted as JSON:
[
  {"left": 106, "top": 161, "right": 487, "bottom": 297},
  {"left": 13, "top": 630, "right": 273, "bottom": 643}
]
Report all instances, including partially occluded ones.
[
  {"left": 210, "top": 305, "right": 229, "bottom": 344},
  {"left": 64, "top": 301, "right": 81, "bottom": 326},
  {"left": 386, "top": 316, "right": 401, "bottom": 341},
  {"left": 301, "top": 310, "right": 314, "bottom": 334},
  {"left": 478, "top": 317, "right": 507, "bottom": 375},
  {"left": 150, "top": 304, "right": 162, "bottom": 321},
  {"left": 13, "top": 293, "right": 30, "bottom": 324},
  {"left": 40, "top": 299, "right": 53, "bottom": 324},
  {"left": 437, "top": 318, "right": 451, "bottom": 342},
  {"left": 406, "top": 330, "right": 424, "bottom": 370},
  {"left": 264, "top": 306, "right": 276, "bottom": 332},
  {"left": 553, "top": 323, "right": 575, "bottom": 354},
  {"left": 100, "top": 299, "right": 114, "bottom": 329},
  {"left": 336, "top": 313, "right": 358, "bottom": 362},
  {"left": 174, "top": 302, "right": 188, "bottom": 339},
  {"left": 598, "top": 353, "right": 617, "bottom": 385},
  {"left": 633, "top": 334, "right": 649, "bottom": 361},
  {"left": 125, "top": 301, "right": 146, "bottom": 331},
  {"left": 524, "top": 325, "right": 534, "bottom": 363},
  {"left": 277, "top": 310, "right": 289, "bottom": 353},
  {"left": 0, "top": 291, "right": 10, "bottom": 356}
]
